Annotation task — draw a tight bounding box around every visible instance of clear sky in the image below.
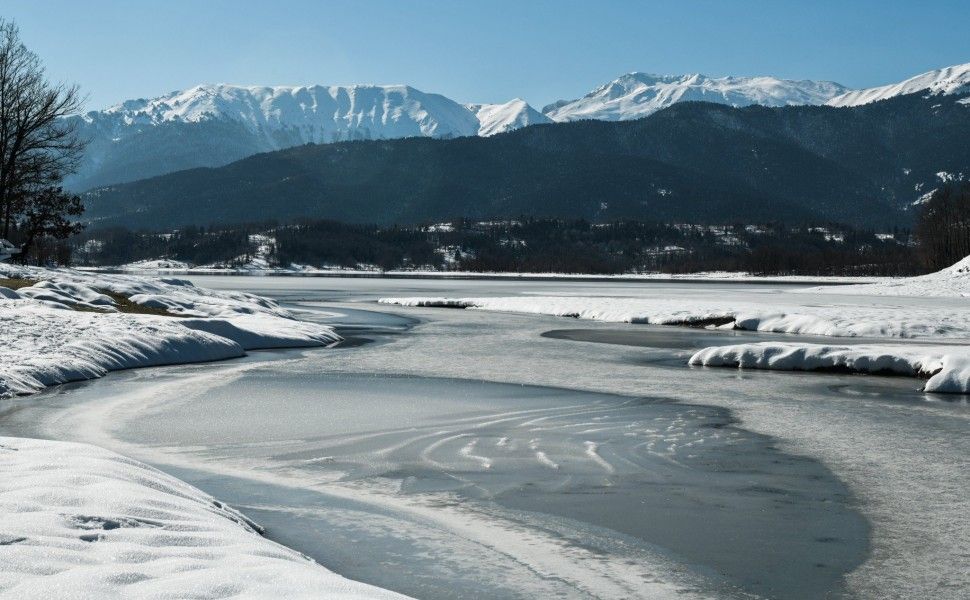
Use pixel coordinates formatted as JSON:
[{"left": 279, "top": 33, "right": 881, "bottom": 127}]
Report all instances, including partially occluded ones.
[{"left": 4, "top": 0, "right": 969, "bottom": 111}]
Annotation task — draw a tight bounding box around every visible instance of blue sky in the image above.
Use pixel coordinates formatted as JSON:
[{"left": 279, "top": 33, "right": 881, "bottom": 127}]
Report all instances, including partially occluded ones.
[{"left": 4, "top": 0, "right": 969, "bottom": 111}]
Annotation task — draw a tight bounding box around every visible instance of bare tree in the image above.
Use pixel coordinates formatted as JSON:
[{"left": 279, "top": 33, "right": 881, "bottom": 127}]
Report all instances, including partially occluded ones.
[
  {"left": 0, "top": 18, "right": 85, "bottom": 243},
  {"left": 915, "top": 183, "right": 970, "bottom": 271}
]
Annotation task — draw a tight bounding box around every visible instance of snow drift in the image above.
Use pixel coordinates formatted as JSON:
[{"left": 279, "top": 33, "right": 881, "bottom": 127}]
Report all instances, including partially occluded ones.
[
  {"left": 0, "top": 265, "right": 339, "bottom": 398},
  {"left": 689, "top": 342, "right": 970, "bottom": 394},
  {"left": 0, "top": 436, "right": 410, "bottom": 599}
]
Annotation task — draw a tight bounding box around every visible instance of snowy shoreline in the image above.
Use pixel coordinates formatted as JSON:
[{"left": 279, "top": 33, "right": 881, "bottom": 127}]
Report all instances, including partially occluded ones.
[
  {"left": 0, "top": 266, "right": 418, "bottom": 598},
  {"left": 78, "top": 263, "right": 890, "bottom": 285},
  {"left": 379, "top": 295, "right": 970, "bottom": 393},
  {"left": 380, "top": 257, "right": 970, "bottom": 393},
  {"left": 0, "top": 264, "right": 340, "bottom": 398}
]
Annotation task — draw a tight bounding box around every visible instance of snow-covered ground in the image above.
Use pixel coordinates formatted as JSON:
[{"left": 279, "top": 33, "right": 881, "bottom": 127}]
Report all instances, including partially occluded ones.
[
  {"left": 380, "top": 258, "right": 970, "bottom": 392},
  {"left": 0, "top": 264, "right": 339, "bottom": 398},
  {"left": 804, "top": 255, "right": 970, "bottom": 298},
  {"left": 0, "top": 436, "right": 409, "bottom": 600}
]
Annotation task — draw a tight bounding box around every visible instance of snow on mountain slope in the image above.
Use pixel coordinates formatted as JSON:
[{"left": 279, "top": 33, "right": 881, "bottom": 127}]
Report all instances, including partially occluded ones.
[
  {"left": 827, "top": 62, "right": 970, "bottom": 107},
  {"left": 466, "top": 99, "right": 553, "bottom": 136},
  {"left": 543, "top": 72, "right": 848, "bottom": 122},
  {"left": 67, "top": 84, "right": 549, "bottom": 189},
  {"left": 85, "top": 83, "right": 482, "bottom": 143}
]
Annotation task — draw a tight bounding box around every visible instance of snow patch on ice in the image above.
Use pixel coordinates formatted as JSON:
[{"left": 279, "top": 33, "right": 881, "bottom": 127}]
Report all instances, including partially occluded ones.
[{"left": 688, "top": 342, "right": 970, "bottom": 394}]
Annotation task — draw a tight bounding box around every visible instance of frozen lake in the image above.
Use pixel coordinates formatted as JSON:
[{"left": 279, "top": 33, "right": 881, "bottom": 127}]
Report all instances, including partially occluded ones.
[{"left": 2, "top": 276, "right": 968, "bottom": 599}]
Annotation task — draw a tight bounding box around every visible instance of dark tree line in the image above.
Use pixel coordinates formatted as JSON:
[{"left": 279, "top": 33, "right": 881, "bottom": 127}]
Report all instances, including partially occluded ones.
[
  {"left": 915, "top": 183, "right": 970, "bottom": 271},
  {"left": 72, "top": 218, "right": 922, "bottom": 276},
  {"left": 73, "top": 225, "right": 257, "bottom": 267},
  {"left": 0, "top": 19, "right": 85, "bottom": 263}
]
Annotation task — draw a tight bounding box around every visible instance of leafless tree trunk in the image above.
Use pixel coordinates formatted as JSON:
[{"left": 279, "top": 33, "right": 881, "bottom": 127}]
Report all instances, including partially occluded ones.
[{"left": 0, "top": 19, "right": 85, "bottom": 240}]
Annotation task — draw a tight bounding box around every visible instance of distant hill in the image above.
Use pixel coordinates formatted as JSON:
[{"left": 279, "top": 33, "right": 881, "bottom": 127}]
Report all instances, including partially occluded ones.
[{"left": 81, "top": 93, "right": 970, "bottom": 229}]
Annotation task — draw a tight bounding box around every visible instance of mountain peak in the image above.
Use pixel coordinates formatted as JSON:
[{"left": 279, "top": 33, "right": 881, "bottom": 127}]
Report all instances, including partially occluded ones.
[
  {"left": 465, "top": 98, "right": 552, "bottom": 136},
  {"left": 826, "top": 62, "right": 970, "bottom": 107},
  {"left": 544, "top": 72, "right": 848, "bottom": 122},
  {"left": 68, "top": 83, "right": 549, "bottom": 190}
]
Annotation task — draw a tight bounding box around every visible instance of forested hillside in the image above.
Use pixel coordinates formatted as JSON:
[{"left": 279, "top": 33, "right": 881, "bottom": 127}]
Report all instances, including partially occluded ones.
[{"left": 82, "top": 93, "right": 970, "bottom": 229}]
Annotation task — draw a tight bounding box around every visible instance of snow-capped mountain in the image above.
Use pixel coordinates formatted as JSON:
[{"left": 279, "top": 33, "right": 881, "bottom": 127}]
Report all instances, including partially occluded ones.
[
  {"left": 66, "top": 84, "right": 546, "bottom": 190},
  {"left": 92, "top": 83, "right": 482, "bottom": 141},
  {"left": 543, "top": 73, "right": 848, "bottom": 122},
  {"left": 466, "top": 99, "right": 553, "bottom": 136},
  {"left": 68, "top": 63, "right": 970, "bottom": 191},
  {"left": 826, "top": 62, "right": 970, "bottom": 107}
]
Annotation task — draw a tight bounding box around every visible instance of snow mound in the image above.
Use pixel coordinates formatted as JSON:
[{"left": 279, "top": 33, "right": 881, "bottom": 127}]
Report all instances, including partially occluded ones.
[
  {"left": 827, "top": 62, "right": 970, "bottom": 107},
  {"left": 689, "top": 342, "right": 970, "bottom": 394},
  {"left": 0, "top": 302, "right": 244, "bottom": 397},
  {"left": 0, "top": 436, "right": 410, "bottom": 599},
  {"left": 0, "top": 265, "right": 339, "bottom": 398},
  {"left": 544, "top": 72, "right": 847, "bottom": 122},
  {"left": 804, "top": 255, "right": 970, "bottom": 298}
]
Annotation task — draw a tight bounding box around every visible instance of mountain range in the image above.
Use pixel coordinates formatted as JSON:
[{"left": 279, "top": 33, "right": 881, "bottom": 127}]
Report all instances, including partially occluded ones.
[
  {"left": 81, "top": 92, "right": 970, "bottom": 230},
  {"left": 67, "top": 62, "right": 970, "bottom": 192}
]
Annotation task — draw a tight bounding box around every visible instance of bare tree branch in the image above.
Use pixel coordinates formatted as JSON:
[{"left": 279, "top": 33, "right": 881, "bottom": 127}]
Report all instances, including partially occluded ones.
[{"left": 0, "top": 18, "right": 86, "bottom": 241}]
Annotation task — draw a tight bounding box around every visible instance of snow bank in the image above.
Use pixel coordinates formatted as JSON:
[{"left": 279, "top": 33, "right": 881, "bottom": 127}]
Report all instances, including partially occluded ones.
[
  {"left": 381, "top": 295, "right": 970, "bottom": 392},
  {"left": 805, "top": 255, "right": 970, "bottom": 298},
  {"left": 379, "top": 296, "right": 967, "bottom": 339},
  {"left": 0, "top": 302, "right": 243, "bottom": 397},
  {"left": 0, "top": 265, "right": 339, "bottom": 398},
  {"left": 688, "top": 342, "right": 970, "bottom": 394},
  {"left": 0, "top": 436, "right": 409, "bottom": 600}
]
